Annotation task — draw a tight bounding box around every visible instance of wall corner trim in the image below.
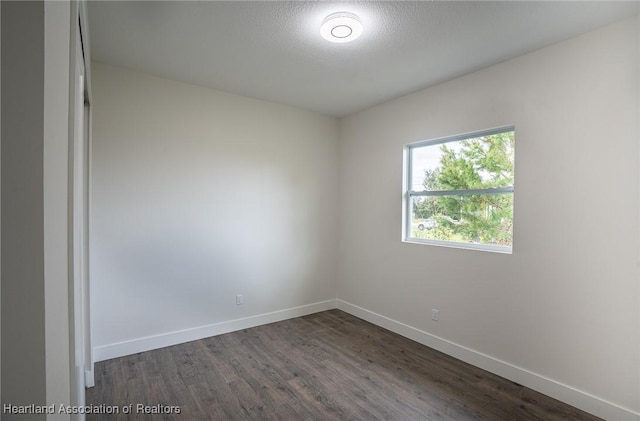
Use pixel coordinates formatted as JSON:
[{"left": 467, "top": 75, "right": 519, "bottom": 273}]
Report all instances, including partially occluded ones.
[
  {"left": 336, "top": 299, "right": 640, "bottom": 421},
  {"left": 93, "top": 299, "right": 337, "bottom": 363}
]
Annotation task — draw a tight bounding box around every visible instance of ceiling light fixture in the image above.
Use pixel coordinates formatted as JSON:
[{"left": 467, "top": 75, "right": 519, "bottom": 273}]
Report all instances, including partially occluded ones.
[{"left": 320, "top": 12, "right": 363, "bottom": 43}]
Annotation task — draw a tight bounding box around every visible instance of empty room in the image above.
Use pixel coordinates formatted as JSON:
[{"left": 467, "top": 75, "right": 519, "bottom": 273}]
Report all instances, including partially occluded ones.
[{"left": 1, "top": 1, "right": 639, "bottom": 420}]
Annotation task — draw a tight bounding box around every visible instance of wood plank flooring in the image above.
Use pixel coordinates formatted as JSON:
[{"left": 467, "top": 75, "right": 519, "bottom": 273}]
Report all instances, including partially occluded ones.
[{"left": 86, "top": 310, "right": 601, "bottom": 420}]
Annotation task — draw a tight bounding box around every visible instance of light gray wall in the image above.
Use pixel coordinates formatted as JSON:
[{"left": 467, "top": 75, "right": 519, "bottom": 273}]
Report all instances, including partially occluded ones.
[
  {"left": 1, "top": 2, "right": 77, "bottom": 415},
  {"left": 0, "top": 0, "right": 2, "bottom": 403},
  {"left": 43, "top": 0, "right": 73, "bottom": 411},
  {"left": 90, "top": 63, "right": 340, "bottom": 351},
  {"left": 1, "top": 0, "right": 3, "bottom": 404},
  {"left": 1, "top": 1, "right": 47, "bottom": 414},
  {"left": 338, "top": 16, "right": 639, "bottom": 414}
]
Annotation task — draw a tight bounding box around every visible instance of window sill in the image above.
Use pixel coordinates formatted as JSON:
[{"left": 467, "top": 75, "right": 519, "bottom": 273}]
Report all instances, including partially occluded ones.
[{"left": 403, "top": 238, "right": 512, "bottom": 254}]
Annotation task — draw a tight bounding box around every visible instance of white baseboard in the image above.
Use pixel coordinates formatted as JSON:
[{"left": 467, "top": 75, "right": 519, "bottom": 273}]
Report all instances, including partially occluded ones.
[
  {"left": 84, "top": 347, "right": 95, "bottom": 388},
  {"left": 336, "top": 299, "right": 639, "bottom": 421},
  {"left": 92, "top": 298, "right": 638, "bottom": 420},
  {"left": 84, "top": 369, "right": 95, "bottom": 388},
  {"left": 93, "top": 299, "right": 337, "bottom": 363}
]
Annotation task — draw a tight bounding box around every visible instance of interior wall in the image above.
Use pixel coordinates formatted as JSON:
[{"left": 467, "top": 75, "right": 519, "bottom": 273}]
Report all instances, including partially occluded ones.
[
  {"left": 1, "top": 1, "right": 47, "bottom": 413},
  {"left": 1, "top": 0, "right": 3, "bottom": 404},
  {"left": 43, "top": 0, "right": 73, "bottom": 411},
  {"left": 337, "top": 16, "right": 639, "bottom": 414},
  {"left": 90, "top": 63, "right": 340, "bottom": 351}
]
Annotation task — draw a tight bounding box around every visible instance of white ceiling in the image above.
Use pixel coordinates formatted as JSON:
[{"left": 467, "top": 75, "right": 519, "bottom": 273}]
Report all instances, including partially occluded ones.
[{"left": 88, "top": 1, "right": 639, "bottom": 117}]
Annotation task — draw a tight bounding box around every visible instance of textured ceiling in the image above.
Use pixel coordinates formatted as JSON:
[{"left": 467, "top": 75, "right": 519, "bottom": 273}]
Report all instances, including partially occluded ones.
[{"left": 88, "top": 1, "right": 639, "bottom": 117}]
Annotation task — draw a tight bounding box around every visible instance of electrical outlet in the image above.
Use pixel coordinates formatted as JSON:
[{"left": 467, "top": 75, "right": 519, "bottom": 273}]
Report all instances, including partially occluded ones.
[
  {"left": 236, "top": 294, "right": 244, "bottom": 305},
  {"left": 431, "top": 309, "right": 439, "bottom": 321}
]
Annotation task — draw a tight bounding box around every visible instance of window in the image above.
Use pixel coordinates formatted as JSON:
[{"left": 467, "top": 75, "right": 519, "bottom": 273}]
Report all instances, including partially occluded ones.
[{"left": 404, "top": 127, "right": 515, "bottom": 253}]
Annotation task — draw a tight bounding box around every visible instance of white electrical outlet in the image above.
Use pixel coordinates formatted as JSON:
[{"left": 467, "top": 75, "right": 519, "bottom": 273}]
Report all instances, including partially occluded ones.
[
  {"left": 236, "top": 294, "right": 244, "bottom": 305},
  {"left": 432, "top": 309, "right": 439, "bottom": 321}
]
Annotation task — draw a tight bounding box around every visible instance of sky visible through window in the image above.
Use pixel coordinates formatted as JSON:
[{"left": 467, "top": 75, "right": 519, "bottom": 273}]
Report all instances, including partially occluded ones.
[{"left": 411, "top": 141, "right": 464, "bottom": 191}]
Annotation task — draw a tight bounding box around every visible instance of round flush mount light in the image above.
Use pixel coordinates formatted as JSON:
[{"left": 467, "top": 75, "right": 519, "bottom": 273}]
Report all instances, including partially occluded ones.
[{"left": 320, "top": 12, "right": 363, "bottom": 43}]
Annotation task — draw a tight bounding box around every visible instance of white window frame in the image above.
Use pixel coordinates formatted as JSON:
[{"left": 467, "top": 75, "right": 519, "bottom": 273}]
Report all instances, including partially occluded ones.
[{"left": 403, "top": 126, "right": 515, "bottom": 253}]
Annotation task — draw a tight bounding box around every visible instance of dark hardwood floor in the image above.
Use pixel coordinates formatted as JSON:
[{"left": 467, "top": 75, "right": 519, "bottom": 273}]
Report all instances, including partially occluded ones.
[{"left": 86, "top": 309, "right": 601, "bottom": 420}]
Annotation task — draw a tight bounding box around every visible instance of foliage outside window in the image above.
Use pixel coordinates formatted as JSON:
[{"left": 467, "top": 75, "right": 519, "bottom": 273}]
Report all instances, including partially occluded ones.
[{"left": 405, "top": 127, "right": 515, "bottom": 253}]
